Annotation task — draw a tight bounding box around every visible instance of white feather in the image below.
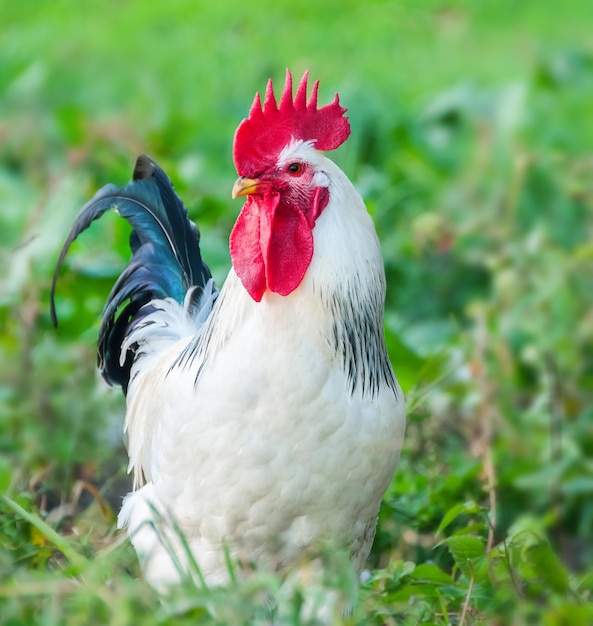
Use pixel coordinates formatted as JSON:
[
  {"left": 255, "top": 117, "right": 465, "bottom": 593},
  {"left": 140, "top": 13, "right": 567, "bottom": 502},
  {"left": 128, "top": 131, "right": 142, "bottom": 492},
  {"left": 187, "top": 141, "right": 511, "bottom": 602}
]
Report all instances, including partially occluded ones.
[{"left": 117, "top": 145, "right": 406, "bottom": 589}]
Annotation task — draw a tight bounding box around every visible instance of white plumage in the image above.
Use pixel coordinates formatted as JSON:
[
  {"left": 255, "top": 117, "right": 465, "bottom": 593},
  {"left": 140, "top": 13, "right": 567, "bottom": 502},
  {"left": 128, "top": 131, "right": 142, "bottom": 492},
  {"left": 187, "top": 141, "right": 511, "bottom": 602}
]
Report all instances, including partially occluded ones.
[
  {"left": 52, "top": 72, "right": 405, "bottom": 591},
  {"left": 118, "top": 146, "right": 405, "bottom": 588}
]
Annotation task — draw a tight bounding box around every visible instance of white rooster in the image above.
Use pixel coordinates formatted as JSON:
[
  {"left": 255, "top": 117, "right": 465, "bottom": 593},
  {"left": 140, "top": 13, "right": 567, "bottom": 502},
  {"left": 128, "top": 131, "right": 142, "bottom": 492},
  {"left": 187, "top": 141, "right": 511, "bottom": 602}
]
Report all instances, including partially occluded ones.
[{"left": 51, "top": 70, "right": 406, "bottom": 590}]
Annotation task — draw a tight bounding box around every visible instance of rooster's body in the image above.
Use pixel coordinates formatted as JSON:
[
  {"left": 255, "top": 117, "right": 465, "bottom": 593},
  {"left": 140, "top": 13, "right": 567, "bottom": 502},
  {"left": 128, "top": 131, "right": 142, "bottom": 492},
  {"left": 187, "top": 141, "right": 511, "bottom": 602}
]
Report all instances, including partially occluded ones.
[{"left": 52, "top": 71, "right": 405, "bottom": 589}]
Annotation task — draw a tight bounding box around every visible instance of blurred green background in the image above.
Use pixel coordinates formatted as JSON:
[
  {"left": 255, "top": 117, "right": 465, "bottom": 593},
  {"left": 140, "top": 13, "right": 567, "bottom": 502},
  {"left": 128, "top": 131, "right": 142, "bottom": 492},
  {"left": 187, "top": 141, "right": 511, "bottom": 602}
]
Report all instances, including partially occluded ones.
[{"left": 1, "top": 1, "right": 593, "bottom": 624}]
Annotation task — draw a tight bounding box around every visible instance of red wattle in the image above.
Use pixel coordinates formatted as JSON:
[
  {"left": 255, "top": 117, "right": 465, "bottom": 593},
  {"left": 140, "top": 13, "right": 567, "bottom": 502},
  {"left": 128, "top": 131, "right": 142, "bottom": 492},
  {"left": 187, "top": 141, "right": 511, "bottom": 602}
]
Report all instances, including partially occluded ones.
[
  {"left": 229, "top": 195, "right": 314, "bottom": 301},
  {"left": 265, "top": 198, "right": 313, "bottom": 296},
  {"left": 229, "top": 197, "right": 267, "bottom": 302}
]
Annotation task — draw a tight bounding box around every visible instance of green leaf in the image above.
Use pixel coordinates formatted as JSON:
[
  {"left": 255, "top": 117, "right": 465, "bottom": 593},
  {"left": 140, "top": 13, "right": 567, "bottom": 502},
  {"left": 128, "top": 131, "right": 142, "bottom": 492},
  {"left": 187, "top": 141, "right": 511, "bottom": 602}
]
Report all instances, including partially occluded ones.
[
  {"left": 411, "top": 563, "right": 453, "bottom": 585},
  {"left": 1, "top": 495, "right": 89, "bottom": 572},
  {"left": 447, "top": 536, "right": 485, "bottom": 562},
  {"left": 437, "top": 500, "right": 481, "bottom": 535},
  {"left": 0, "top": 455, "right": 13, "bottom": 494},
  {"left": 527, "top": 542, "right": 571, "bottom": 594},
  {"left": 543, "top": 603, "right": 593, "bottom": 626},
  {"left": 384, "top": 324, "right": 426, "bottom": 394},
  {"left": 389, "top": 583, "right": 440, "bottom": 602}
]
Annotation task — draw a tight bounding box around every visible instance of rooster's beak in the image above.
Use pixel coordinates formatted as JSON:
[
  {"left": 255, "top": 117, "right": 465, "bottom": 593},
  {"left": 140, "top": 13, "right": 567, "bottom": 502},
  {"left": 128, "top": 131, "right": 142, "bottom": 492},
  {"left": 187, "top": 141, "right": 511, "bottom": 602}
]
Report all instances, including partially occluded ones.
[{"left": 232, "top": 177, "right": 260, "bottom": 199}]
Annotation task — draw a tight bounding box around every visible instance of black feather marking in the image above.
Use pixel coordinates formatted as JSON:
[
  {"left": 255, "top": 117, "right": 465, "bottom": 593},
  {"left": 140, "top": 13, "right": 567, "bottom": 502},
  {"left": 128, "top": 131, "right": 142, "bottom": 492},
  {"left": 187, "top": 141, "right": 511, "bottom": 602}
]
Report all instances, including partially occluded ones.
[
  {"left": 50, "top": 154, "right": 216, "bottom": 392},
  {"left": 328, "top": 284, "right": 398, "bottom": 399}
]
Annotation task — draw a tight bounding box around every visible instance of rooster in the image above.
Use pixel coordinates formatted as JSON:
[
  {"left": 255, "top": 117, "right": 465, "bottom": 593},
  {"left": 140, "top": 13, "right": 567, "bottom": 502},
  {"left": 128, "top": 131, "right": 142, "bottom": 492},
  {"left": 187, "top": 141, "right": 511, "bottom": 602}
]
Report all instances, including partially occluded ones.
[{"left": 51, "top": 70, "right": 406, "bottom": 590}]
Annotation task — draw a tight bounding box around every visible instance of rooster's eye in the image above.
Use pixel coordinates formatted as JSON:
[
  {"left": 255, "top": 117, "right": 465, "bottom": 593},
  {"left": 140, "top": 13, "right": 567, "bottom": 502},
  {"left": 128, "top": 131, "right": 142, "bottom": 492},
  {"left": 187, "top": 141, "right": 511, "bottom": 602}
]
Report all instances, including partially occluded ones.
[{"left": 287, "top": 162, "right": 303, "bottom": 176}]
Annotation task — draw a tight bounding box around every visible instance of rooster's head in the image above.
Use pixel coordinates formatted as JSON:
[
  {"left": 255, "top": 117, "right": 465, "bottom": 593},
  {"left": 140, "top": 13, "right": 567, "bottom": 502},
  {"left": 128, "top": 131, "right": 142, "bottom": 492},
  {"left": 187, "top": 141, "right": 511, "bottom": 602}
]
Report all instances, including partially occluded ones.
[{"left": 231, "top": 70, "right": 351, "bottom": 302}]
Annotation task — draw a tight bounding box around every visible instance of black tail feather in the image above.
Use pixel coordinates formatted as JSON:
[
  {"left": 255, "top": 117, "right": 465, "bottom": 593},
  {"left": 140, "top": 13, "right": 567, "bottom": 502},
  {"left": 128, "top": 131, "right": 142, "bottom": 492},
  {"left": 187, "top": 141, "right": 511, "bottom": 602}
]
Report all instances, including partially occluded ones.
[{"left": 51, "top": 155, "right": 214, "bottom": 391}]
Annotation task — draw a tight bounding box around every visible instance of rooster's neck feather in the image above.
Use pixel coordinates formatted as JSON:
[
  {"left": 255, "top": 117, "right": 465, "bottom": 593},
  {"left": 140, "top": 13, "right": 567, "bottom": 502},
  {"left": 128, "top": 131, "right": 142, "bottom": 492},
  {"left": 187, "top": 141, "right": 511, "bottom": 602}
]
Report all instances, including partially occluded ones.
[{"left": 162, "top": 159, "right": 395, "bottom": 401}]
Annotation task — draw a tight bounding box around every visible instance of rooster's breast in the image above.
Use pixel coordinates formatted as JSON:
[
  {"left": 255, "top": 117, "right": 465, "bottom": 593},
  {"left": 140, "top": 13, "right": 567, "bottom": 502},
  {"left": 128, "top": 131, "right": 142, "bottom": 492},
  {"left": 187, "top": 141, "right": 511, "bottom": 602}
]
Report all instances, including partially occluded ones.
[{"left": 130, "top": 281, "right": 405, "bottom": 585}]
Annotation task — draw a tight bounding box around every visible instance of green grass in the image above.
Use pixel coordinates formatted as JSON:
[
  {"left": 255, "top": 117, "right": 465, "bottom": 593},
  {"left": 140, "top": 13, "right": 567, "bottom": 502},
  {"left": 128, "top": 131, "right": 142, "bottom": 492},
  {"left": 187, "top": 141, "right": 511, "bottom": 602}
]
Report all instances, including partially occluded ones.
[{"left": 2, "top": 1, "right": 593, "bottom": 623}]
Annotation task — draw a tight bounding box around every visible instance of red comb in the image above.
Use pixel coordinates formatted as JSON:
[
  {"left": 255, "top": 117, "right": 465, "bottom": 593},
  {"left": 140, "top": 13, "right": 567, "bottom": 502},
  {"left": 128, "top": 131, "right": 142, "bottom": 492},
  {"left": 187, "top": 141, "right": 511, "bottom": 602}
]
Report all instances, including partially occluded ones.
[{"left": 233, "top": 70, "right": 351, "bottom": 177}]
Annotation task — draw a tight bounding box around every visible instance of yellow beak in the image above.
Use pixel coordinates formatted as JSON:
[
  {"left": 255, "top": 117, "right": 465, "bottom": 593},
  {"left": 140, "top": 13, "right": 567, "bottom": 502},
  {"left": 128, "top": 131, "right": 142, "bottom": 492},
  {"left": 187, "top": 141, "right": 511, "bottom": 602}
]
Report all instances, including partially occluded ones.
[{"left": 232, "top": 177, "right": 260, "bottom": 199}]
